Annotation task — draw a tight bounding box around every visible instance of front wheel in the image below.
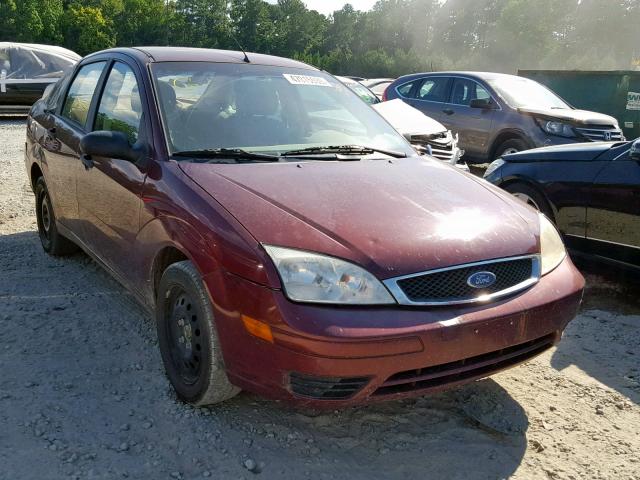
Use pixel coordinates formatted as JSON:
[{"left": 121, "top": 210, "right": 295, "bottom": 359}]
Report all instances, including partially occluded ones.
[
  {"left": 494, "top": 138, "right": 529, "bottom": 159},
  {"left": 35, "top": 177, "right": 78, "bottom": 256},
  {"left": 504, "top": 182, "right": 554, "bottom": 219},
  {"left": 156, "top": 260, "right": 240, "bottom": 406}
]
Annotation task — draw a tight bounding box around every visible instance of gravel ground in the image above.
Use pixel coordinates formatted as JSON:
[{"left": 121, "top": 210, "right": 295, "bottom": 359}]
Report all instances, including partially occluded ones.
[{"left": 1, "top": 118, "right": 639, "bottom": 480}]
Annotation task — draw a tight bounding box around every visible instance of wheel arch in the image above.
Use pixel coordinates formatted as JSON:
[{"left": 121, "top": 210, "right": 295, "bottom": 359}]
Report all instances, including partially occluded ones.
[
  {"left": 151, "top": 244, "right": 190, "bottom": 302},
  {"left": 500, "top": 176, "right": 558, "bottom": 221},
  {"left": 30, "top": 162, "right": 44, "bottom": 191},
  {"left": 489, "top": 129, "right": 534, "bottom": 161}
]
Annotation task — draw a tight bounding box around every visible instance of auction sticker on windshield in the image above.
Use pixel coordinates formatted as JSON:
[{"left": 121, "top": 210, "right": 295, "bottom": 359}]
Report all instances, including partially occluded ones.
[{"left": 283, "top": 74, "right": 331, "bottom": 87}]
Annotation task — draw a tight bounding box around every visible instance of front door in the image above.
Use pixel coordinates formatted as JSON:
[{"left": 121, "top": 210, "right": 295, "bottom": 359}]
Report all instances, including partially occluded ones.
[
  {"left": 586, "top": 150, "right": 640, "bottom": 267},
  {"left": 441, "top": 78, "right": 496, "bottom": 159},
  {"left": 76, "top": 60, "right": 148, "bottom": 279}
]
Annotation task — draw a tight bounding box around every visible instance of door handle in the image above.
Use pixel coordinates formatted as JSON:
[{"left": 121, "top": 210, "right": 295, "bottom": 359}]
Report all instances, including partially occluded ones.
[
  {"left": 47, "top": 127, "right": 56, "bottom": 138},
  {"left": 442, "top": 108, "right": 454, "bottom": 115},
  {"left": 80, "top": 154, "right": 94, "bottom": 171}
]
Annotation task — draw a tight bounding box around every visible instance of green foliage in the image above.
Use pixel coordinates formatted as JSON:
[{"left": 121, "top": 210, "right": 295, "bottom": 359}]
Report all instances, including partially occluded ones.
[
  {"left": 62, "top": 4, "right": 115, "bottom": 55},
  {"left": 1, "top": 0, "right": 638, "bottom": 75}
]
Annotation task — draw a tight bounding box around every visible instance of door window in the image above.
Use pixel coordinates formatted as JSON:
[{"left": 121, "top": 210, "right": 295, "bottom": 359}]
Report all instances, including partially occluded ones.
[
  {"left": 61, "top": 62, "right": 106, "bottom": 127},
  {"left": 94, "top": 62, "right": 143, "bottom": 144},
  {"left": 450, "top": 78, "right": 491, "bottom": 106},
  {"left": 416, "top": 77, "right": 450, "bottom": 102},
  {"left": 396, "top": 81, "right": 416, "bottom": 98}
]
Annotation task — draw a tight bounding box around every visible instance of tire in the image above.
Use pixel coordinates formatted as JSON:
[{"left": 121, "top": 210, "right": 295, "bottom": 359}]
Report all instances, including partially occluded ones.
[
  {"left": 504, "top": 182, "right": 554, "bottom": 219},
  {"left": 35, "top": 177, "right": 78, "bottom": 256},
  {"left": 156, "top": 260, "right": 240, "bottom": 406},
  {"left": 494, "top": 138, "right": 529, "bottom": 159}
]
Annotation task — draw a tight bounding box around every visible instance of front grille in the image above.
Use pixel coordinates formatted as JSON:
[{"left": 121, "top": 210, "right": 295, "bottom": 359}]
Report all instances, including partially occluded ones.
[
  {"left": 289, "top": 372, "right": 370, "bottom": 400},
  {"left": 389, "top": 256, "right": 536, "bottom": 305},
  {"left": 575, "top": 126, "right": 624, "bottom": 141},
  {"left": 373, "top": 333, "right": 555, "bottom": 396},
  {"left": 429, "top": 144, "right": 455, "bottom": 161}
]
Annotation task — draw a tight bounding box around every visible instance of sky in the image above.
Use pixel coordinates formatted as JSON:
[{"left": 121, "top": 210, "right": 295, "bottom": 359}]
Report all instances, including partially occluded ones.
[{"left": 265, "top": 0, "right": 378, "bottom": 15}]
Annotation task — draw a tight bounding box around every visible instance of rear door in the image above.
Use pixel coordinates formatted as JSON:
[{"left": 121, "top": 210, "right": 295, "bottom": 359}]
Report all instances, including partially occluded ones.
[
  {"left": 585, "top": 149, "right": 640, "bottom": 267},
  {"left": 42, "top": 61, "right": 107, "bottom": 231},
  {"left": 396, "top": 76, "right": 451, "bottom": 123},
  {"left": 441, "top": 77, "right": 496, "bottom": 158},
  {"left": 76, "top": 59, "right": 149, "bottom": 278}
]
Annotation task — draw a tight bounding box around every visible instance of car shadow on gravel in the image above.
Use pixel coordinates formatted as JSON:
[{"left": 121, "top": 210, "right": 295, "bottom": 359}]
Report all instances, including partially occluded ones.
[
  {"left": 1, "top": 230, "right": 529, "bottom": 479},
  {"left": 550, "top": 270, "right": 640, "bottom": 405}
]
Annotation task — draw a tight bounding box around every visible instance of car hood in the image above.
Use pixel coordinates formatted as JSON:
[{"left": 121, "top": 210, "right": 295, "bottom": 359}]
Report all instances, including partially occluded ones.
[
  {"left": 518, "top": 107, "right": 618, "bottom": 126},
  {"left": 179, "top": 157, "right": 539, "bottom": 279},
  {"left": 373, "top": 99, "right": 447, "bottom": 137},
  {"left": 503, "top": 141, "right": 615, "bottom": 162}
]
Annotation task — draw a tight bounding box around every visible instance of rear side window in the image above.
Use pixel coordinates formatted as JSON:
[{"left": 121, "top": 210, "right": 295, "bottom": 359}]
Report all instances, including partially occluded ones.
[
  {"left": 94, "top": 62, "right": 143, "bottom": 144},
  {"left": 61, "top": 62, "right": 106, "bottom": 127},
  {"left": 396, "top": 81, "right": 415, "bottom": 98},
  {"left": 450, "top": 78, "right": 491, "bottom": 106},
  {"left": 416, "top": 77, "right": 450, "bottom": 102}
]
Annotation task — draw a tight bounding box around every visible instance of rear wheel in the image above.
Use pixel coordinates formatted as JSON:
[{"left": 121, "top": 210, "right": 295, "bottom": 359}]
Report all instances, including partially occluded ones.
[
  {"left": 504, "top": 182, "right": 553, "bottom": 219},
  {"left": 156, "top": 260, "right": 240, "bottom": 406},
  {"left": 494, "top": 138, "right": 529, "bottom": 159},
  {"left": 35, "top": 177, "right": 78, "bottom": 256}
]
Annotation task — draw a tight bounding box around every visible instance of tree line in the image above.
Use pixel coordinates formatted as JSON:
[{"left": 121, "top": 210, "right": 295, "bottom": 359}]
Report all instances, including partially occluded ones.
[{"left": 1, "top": 0, "right": 638, "bottom": 77}]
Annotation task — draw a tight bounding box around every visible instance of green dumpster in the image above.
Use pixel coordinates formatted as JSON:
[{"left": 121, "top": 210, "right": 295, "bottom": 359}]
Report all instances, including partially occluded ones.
[{"left": 518, "top": 70, "right": 640, "bottom": 141}]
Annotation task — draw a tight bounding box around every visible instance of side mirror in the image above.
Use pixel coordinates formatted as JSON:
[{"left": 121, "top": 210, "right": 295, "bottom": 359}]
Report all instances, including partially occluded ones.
[
  {"left": 80, "top": 130, "right": 144, "bottom": 163},
  {"left": 469, "top": 98, "right": 496, "bottom": 110},
  {"left": 630, "top": 139, "right": 640, "bottom": 161}
]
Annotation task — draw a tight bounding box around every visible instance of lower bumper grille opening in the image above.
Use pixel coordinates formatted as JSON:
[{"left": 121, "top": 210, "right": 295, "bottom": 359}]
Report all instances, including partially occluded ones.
[
  {"left": 289, "top": 372, "right": 370, "bottom": 400},
  {"left": 373, "top": 333, "right": 555, "bottom": 396}
]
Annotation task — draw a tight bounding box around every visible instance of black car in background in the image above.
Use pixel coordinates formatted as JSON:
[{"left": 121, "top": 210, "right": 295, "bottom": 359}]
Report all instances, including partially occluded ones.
[
  {"left": 0, "top": 43, "right": 80, "bottom": 114},
  {"left": 484, "top": 138, "right": 640, "bottom": 271},
  {"left": 385, "top": 72, "right": 624, "bottom": 163}
]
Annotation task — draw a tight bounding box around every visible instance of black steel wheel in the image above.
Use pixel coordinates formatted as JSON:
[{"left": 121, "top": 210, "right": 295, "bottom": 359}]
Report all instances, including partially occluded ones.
[
  {"left": 165, "top": 287, "right": 204, "bottom": 385},
  {"left": 156, "top": 260, "right": 240, "bottom": 406},
  {"left": 35, "top": 177, "right": 78, "bottom": 256}
]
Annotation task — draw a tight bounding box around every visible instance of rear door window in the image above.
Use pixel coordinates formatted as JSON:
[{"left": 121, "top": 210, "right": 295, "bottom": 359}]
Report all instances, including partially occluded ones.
[
  {"left": 396, "top": 81, "right": 416, "bottom": 98},
  {"left": 61, "top": 62, "right": 106, "bottom": 128},
  {"left": 94, "top": 62, "right": 143, "bottom": 144},
  {"left": 416, "top": 77, "right": 451, "bottom": 103},
  {"left": 450, "top": 78, "right": 492, "bottom": 106}
]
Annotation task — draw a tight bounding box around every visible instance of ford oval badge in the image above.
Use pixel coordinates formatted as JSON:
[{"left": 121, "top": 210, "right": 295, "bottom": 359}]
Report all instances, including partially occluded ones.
[{"left": 467, "top": 271, "right": 496, "bottom": 289}]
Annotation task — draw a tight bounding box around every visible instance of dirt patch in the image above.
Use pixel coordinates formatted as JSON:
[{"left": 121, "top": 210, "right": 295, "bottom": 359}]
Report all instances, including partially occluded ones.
[{"left": 1, "top": 119, "right": 638, "bottom": 479}]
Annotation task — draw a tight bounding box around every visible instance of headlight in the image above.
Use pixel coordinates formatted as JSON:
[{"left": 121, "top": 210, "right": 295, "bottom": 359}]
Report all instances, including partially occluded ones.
[
  {"left": 484, "top": 158, "right": 505, "bottom": 177},
  {"left": 537, "top": 118, "right": 577, "bottom": 138},
  {"left": 263, "top": 245, "right": 395, "bottom": 305},
  {"left": 539, "top": 214, "right": 566, "bottom": 275}
]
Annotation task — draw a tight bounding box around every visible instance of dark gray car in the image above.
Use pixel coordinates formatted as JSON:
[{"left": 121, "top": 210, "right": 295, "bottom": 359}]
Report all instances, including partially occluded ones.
[{"left": 385, "top": 72, "right": 624, "bottom": 163}]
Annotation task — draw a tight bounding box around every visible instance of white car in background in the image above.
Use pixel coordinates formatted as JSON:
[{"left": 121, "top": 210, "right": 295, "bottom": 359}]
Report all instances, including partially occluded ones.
[
  {"left": 337, "top": 76, "right": 466, "bottom": 170},
  {"left": 0, "top": 42, "right": 80, "bottom": 113}
]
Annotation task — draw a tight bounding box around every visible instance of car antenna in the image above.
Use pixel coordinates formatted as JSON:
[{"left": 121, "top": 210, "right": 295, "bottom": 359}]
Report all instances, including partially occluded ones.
[{"left": 230, "top": 33, "right": 250, "bottom": 63}]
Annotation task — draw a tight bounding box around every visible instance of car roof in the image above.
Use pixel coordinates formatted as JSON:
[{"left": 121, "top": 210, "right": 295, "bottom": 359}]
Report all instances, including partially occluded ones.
[
  {"left": 86, "top": 47, "right": 318, "bottom": 71},
  {"left": 396, "top": 71, "right": 519, "bottom": 82},
  {"left": 0, "top": 42, "right": 80, "bottom": 61}
]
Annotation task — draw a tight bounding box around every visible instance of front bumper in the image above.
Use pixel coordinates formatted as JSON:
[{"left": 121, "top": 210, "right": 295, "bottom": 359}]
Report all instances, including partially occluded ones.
[{"left": 205, "top": 256, "right": 584, "bottom": 408}]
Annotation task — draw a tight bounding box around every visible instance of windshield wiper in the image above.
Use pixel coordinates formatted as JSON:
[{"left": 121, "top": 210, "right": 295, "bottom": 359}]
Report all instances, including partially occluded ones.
[
  {"left": 281, "top": 145, "right": 407, "bottom": 159},
  {"left": 172, "top": 148, "right": 279, "bottom": 163}
]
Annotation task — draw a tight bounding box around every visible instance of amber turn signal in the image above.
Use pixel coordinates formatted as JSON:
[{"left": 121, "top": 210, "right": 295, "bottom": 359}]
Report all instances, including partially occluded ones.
[{"left": 241, "top": 315, "right": 274, "bottom": 343}]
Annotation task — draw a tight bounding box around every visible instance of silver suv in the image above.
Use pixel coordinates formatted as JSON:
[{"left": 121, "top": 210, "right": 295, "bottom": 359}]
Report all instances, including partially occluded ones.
[{"left": 384, "top": 71, "right": 624, "bottom": 163}]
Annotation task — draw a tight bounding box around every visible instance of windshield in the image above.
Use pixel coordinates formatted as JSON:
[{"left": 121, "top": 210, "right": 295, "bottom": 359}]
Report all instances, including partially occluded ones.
[
  {"left": 151, "top": 62, "right": 411, "bottom": 156},
  {"left": 486, "top": 76, "right": 570, "bottom": 110}
]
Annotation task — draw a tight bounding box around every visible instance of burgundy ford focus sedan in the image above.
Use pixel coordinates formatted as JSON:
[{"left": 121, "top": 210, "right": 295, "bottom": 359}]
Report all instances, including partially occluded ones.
[{"left": 25, "top": 47, "right": 584, "bottom": 407}]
